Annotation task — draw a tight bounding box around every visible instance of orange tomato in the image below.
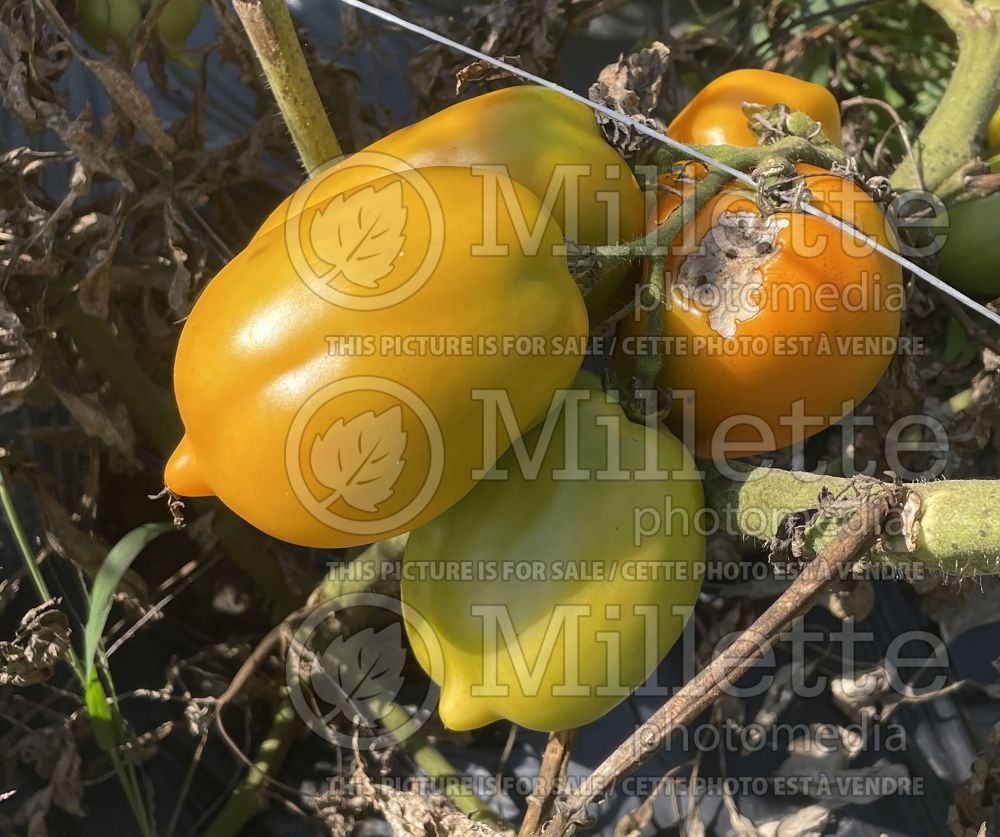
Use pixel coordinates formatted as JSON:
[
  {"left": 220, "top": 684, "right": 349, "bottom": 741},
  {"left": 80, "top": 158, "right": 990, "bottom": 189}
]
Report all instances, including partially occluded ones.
[
  {"left": 668, "top": 69, "right": 842, "bottom": 148},
  {"left": 165, "top": 166, "right": 588, "bottom": 547},
  {"left": 618, "top": 163, "right": 903, "bottom": 458}
]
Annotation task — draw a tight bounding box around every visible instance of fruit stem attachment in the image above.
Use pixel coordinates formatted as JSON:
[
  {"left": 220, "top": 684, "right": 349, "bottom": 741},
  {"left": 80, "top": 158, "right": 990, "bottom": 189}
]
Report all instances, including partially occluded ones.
[
  {"left": 642, "top": 134, "right": 848, "bottom": 174},
  {"left": 632, "top": 169, "right": 732, "bottom": 398},
  {"left": 574, "top": 131, "right": 848, "bottom": 312},
  {"left": 232, "top": 0, "right": 342, "bottom": 174},
  {"left": 890, "top": 0, "right": 1000, "bottom": 201}
]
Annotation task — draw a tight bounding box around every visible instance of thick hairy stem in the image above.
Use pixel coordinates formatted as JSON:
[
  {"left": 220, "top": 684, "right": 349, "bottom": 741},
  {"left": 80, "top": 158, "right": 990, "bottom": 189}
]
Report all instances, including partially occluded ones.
[
  {"left": 644, "top": 135, "right": 848, "bottom": 173},
  {"left": 890, "top": 0, "right": 1000, "bottom": 200},
  {"left": 705, "top": 464, "right": 1000, "bottom": 577},
  {"left": 233, "top": 0, "right": 342, "bottom": 174},
  {"left": 546, "top": 486, "right": 899, "bottom": 836}
]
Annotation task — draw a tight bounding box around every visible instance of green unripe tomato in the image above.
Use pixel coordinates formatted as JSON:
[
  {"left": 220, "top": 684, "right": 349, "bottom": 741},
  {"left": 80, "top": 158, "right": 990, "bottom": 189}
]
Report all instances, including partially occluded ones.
[
  {"left": 937, "top": 158, "right": 1000, "bottom": 299},
  {"left": 157, "top": 0, "right": 202, "bottom": 51},
  {"left": 402, "top": 372, "right": 706, "bottom": 732},
  {"left": 77, "top": 0, "right": 141, "bottom": 52}
]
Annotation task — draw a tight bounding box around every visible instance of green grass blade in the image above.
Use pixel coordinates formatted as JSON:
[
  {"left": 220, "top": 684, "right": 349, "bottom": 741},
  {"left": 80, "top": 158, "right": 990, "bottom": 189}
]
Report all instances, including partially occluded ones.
[{"left": 83, "top": 522, "right": 173, "bottom": 684}]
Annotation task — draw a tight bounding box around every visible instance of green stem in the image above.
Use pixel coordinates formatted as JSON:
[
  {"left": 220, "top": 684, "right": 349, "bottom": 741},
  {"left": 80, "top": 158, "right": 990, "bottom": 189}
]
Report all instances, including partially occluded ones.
[
  {"left": 0, "top": 467, "right": 60, "bottom": 625},
  {"left": 578, "top": 132, "right": 846, "bottom": 306},
  {"left": 646, "top": 136, "right": 848, "bottom": 173},
  {"left": 0, "top": 468, "right": 156, "bottom": 837},
  {"left": 205, "top": 538, "right": 505, "bottom": 837},
  {"left": 890, "top": 0, "right": 1000, "bottom": 200},
  {"left": 631, "top": 168, "right": 733, "bottom": 393},
  {"left": 232, "top": 0, "right": 342, "bottom": 174},
  {"left": 191, "top": 8, "right": 354, "bottom": 834},
  {"left": 202, "top": 690, "right": 299, "bottom": 837},
  {"left": 705, "top": 463, "right": 1000, "bottom": 577}
]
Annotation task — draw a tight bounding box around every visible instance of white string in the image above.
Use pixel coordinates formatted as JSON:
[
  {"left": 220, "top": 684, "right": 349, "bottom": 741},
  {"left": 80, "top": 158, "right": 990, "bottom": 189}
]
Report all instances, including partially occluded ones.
[{"left": 338, "top": 0, "right": 1000, "bottom": 329}]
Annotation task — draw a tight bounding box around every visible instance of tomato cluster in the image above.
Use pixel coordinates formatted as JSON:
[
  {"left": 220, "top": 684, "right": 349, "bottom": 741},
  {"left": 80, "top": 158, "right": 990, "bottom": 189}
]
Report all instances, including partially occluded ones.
[
  {"left": 77, "top": 0, "right": 202, "bottom": 54},
  {"left": 165, "top": 87, "right": 638, "bottom": 547},
  {"left": 164, "top": 73, "right": 903, "bottom": 731}
]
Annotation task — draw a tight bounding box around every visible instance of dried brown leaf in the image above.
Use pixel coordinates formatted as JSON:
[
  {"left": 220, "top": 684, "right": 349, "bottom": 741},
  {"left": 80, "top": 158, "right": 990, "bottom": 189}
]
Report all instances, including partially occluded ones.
[
  {"left": 409, "top": 1, "right": 559, "bottom": 112},
  {"left": 54, "top": 388, "right": 139, "bottom": 470},
  {"left": 0, "top": 297, "right": 41, "bottom": 413},
  {"left": 759, "top": 804, "right": 831, "bottom": 837},
  {"left": 0, "top": 601, "right": 70, "bottom": 687},
  {"left": 455, "top": 56, "right": 524, "bottom": 94},
  {"left": 163, "top": 203, "right": 204, "bottom": 317},
  {"left": 32, "top": 0, "right": 176, "bottom": 160},
  {"left": 590, "top": 41, "right": 671, "bottom": 116},
  {"left": 82, "top": 57, "right": 178, "bottom": 160},
  {"left": 312, "top": 765, "right": 502, "bottom": 836},
  {"left": 0, "top": 19, "right": 134, "bottom": 186},
  {"left": 76, "top": 200, "right": 128, "bottom": 319},
  {"left": 15, "top": 724, "right": 85, "bottom": 825},
  {"left": 948, "top": 724, "right": 1000, "bottom": 837},
  {"left": 0, "top": 147, "right": 71, "bottom": 179},
  {"left": 0, "top": 573, "right": 23, "bottom": 616}
]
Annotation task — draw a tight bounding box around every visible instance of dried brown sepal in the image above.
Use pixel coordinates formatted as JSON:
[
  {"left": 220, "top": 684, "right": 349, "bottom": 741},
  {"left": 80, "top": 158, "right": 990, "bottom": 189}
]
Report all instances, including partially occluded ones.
[
  {"left": 588, "top": 41, "right": 670, "bottom": 154},
  {"left": 455, "top": 56, "right": 524, "bottom": 94}
]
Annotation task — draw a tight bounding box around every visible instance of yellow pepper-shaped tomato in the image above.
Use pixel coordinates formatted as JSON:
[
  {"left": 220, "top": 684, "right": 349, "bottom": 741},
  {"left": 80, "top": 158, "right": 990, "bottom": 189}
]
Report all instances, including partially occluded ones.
[
  {"left": 619, "top": 162, "right": 902, "bottom": 459},
  {"left": 166, "top": 166, "right": 588, "bottom": 547},
  {"left": 256, "top": 86, "right": 645, "bottom": 250},
  {"left": 403, "top": 371, "right": 705, "bottom": 732},
  {"left": 669, "top": 69, "right": 842, "bottom": 148}
]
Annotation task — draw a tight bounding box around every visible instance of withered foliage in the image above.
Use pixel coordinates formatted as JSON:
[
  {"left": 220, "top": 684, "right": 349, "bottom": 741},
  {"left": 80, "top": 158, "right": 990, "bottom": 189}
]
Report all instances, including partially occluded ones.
[{"left": 0, "top": 1, "right": 997, "bottom": 835}]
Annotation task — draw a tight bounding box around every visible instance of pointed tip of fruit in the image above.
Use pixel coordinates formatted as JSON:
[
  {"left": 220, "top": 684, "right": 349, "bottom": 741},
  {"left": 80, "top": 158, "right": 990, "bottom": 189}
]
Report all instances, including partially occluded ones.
[
  {"left": 437, "top": 678, "right": 501, "bottom": 732},
  {"left": 164, "top": 435, "right": 214, "bottom": 497}
]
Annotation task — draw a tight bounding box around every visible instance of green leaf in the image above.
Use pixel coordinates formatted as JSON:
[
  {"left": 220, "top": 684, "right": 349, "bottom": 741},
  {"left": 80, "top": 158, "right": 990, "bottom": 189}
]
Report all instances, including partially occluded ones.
[
  {"left": 83, "top": 522, "right": 173, "bottom": 685},
  {"left": 84, "top": 673, "right": 118, "bottom": 752}
]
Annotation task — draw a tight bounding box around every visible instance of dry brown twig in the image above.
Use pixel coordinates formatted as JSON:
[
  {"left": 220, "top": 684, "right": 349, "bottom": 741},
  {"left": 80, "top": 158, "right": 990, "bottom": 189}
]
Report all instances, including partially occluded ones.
[
  {"left": 543, "top": 482, "right": 902, "bottom": 836},
  {"left": 841, "top": 95, "right": 923, "bottom": 188},
  {"left": 519, "top": 729, "right": 577, "bottom": 836}
]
